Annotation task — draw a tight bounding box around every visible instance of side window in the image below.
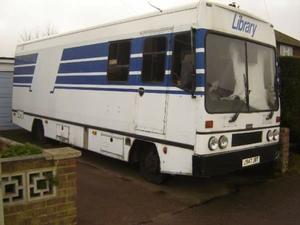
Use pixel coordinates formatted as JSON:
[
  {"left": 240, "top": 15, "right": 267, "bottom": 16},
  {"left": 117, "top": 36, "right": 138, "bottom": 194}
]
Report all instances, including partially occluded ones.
[
  {"left": 172, "top": 32, "right": 194, "bottom": 89},
  {"left": 107, "top": 40, "right": 131, "bottom": 81},
  {"left": 142, "top": 36, "right": 167, "bottom": 82}
]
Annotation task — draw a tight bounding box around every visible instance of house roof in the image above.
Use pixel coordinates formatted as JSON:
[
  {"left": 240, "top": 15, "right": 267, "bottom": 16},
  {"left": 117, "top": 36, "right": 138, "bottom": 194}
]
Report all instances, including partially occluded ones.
[{"left": 275, "top": 30, "right": 300, "bottom": 48}]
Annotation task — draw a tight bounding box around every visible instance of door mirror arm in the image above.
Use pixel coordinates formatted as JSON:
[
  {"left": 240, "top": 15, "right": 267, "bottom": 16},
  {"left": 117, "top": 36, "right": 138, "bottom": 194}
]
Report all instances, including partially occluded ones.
[
  {"left": 191, "top": 27, "right": 197, "bottom": 99},
  {"left": 191, "top": 73, "right": 196, "bottom": 98}
]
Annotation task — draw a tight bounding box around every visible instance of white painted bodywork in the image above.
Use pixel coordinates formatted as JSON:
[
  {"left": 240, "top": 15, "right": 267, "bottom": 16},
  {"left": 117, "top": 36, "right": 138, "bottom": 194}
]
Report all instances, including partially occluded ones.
[{"left": 12, "top": 1, "right": 280, "bottom": 176}]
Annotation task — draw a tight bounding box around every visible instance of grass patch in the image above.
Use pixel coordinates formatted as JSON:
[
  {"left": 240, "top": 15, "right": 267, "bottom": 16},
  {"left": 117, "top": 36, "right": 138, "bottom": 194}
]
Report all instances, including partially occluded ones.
[{"left": 1, "top": 143, "right": 42, "bottom": 158}]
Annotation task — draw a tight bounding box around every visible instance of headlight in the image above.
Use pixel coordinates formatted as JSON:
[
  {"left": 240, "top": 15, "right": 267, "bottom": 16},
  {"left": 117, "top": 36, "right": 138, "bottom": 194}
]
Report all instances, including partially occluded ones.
[
  {"left": 219, "top": 136, "right": 228, "bottom": 149},
  {"left": 208, "top": 137, "right": 218, "bottom": 151},
  {"left": 267, "top": 130, "right": 273, "bottom": 142},
  {"left": 273, "top": 129, "right": 279, "bottom": 141}
]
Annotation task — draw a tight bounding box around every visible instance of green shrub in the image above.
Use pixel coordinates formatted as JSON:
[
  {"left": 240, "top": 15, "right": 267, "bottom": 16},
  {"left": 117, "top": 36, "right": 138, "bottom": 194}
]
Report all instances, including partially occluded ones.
[
  {"left": 279, "top": 56, "right": 300, "bottom": 141},
  {"left": 1, "top": 143, "right": 42, "bottom": 158}
]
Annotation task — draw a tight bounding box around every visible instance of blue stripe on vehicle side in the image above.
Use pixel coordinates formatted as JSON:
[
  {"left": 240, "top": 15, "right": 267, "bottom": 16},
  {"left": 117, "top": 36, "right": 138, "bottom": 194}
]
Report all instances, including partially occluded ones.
[
  {"left": 165, "top": 55, "right": 172, "bottom": 71},
  {"left": 196, "top": 29, "right": 207, "bottom": 49},
  {"left": 129, "top": 54, "right": 171, "bottom": 72},
  {"left": 61, "top": 43, "right": 109, "bottom": 61},
  {"left": 127, "top": 75, "right": 139, "bottom": 85},
  {"left": 195, "top": 29, "right": 206, "bottom": 88},
  {"left": 129, "top": 58, "right": 142, "bottom": 71},
  {"left": 131, "top": 38, "right": 144, "bottom": 54},
  {"left": 166, "top": 33, "right": 173, "bottom": 51},
  {"left": 58, "top": 60, "right": 107, "bottom": 74},
  {"left": 196, "top": 52, "right": 205, "bottom": 69},
  {"left": 196, "top": 75, "right": 205, "bottom": 87},
  {"left": 14, "top": 66, "right": 35, "bottom": 75},
  {"left": 54, "top": 86, "right": 204, "bottom": 96},
  {"left": 15, "top": 54, "right": 38, "bottom": 65},
  {"left": 13, "top": 76, "right": 33, "bottom": 83}
]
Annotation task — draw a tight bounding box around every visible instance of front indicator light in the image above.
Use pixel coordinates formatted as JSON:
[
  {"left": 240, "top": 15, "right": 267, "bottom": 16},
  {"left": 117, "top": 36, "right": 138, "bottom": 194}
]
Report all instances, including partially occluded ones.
[
  {"left": 273, "top": 129, "right": 279, "bottom": 141},
  {"left": 208, "top": 137, "right": 218, "bottom": 151},
  {"left": 219, "top": 136, "right": 228, "bottom": 149}
]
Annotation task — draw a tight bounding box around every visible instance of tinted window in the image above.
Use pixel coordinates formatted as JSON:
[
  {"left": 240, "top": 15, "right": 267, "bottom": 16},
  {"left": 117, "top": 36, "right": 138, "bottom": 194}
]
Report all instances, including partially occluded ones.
[
  {"left": 142, "top": 36, "right": 167, "bottom": 82},
  {"left": 108, "top": 41, "right": 131, "bottom": 81},
  {"left": 172, "top": 32, "right": 194, "bottom": 90}
]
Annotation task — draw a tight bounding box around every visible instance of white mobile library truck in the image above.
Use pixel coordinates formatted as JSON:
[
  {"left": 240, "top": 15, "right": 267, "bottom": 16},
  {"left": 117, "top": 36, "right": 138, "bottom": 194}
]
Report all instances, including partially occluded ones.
[{"left": 12, "top": 1, "right": 280, "bottom": 183}]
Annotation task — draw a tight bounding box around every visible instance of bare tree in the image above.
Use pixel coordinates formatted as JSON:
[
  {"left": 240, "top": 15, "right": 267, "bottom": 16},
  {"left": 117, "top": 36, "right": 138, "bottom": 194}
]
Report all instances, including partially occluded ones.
[
  {"left": 20, "top": 30, "right": 32, "bottom": 42},
  {"left": 44, "top": 24, "right": 58, "bottom": 37},
  {"left": 19, "top": 24, "right": 58, "bottom": 43}
]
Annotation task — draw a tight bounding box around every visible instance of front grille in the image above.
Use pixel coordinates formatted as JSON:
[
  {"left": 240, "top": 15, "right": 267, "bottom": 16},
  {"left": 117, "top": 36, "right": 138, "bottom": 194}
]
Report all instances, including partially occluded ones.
[{"left": 231, "top": 131, "right": 262, "bottom": 147}]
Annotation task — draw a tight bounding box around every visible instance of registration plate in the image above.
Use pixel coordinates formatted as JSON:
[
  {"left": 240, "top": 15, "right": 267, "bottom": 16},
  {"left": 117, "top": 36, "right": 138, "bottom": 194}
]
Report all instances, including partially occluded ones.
[{"left": 242, "top": 156, "right": 260, "bottom": 167}]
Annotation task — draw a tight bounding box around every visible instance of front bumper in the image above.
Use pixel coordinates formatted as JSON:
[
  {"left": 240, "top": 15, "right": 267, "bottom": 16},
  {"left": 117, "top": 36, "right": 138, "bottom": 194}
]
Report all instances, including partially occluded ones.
[{"left": 193, "top": 144, "right": 279, "bottom": 177}]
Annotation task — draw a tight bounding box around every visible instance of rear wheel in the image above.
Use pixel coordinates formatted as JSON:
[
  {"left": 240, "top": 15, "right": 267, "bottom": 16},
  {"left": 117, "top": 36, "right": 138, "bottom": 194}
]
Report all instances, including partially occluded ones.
[
  {"left": 140, "top": 148, "right": 167, "bottom": 184},
  {"left": 32, "top": 120, "right": 46, "bottom": 144}
]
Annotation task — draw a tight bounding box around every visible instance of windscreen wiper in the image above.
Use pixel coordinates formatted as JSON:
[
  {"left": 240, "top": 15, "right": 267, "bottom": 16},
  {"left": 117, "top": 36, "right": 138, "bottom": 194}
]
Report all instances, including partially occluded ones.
[{"left": 229, "top": 112, "right": 240, "bottom": 123}]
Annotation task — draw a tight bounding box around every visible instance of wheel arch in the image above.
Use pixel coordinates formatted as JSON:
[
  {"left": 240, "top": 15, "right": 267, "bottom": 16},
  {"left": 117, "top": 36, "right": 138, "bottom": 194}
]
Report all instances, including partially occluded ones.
[
  {"left": 31, "top": 118, "right": 44, "bottom": 132},
  {"left": 128, "top": 139, "right": 159, "bottom": 164}
]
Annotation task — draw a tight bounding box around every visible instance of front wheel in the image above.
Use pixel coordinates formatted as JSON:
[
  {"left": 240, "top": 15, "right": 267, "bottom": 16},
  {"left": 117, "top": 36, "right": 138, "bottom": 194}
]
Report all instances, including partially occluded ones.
[{"left": 140, "top": 148, "right": 167, "bottom": 184}]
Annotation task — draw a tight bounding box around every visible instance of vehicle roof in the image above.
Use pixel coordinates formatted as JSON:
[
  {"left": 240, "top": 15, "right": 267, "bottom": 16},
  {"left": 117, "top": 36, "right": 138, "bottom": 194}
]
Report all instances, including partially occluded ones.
[{"left": 18, "top": 0, "right": 271, "bottom": 47}]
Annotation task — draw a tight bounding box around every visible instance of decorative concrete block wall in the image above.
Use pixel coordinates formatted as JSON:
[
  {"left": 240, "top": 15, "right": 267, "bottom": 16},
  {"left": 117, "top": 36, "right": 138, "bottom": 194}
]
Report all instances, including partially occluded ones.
[{"left": 1, "top": 147, "right": 81, "bottom": 225}]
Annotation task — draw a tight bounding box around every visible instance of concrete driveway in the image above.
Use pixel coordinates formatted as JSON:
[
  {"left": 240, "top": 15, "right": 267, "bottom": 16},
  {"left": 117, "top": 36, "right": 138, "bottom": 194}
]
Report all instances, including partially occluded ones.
[{"left": 77, "top": 151, "right": 300, "bottom": 225}]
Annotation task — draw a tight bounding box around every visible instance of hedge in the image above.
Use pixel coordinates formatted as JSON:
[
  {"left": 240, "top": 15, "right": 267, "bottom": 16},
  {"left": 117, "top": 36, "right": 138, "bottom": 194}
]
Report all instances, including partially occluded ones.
[{"left": 279, "top": 56, "right": 300, "bottom": 141}]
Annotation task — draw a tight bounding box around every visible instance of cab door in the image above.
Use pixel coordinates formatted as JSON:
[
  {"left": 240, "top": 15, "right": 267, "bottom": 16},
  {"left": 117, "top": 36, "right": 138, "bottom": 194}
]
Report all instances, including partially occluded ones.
[{"left": 135, "top": 34, "right": 171, "bottom": 134}]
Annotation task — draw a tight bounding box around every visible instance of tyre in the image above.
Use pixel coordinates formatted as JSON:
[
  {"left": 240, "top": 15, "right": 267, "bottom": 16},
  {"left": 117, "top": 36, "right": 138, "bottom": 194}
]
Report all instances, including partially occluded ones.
[
  {"left": 140, "top": 147, "right": 167, "bottom": 184},
  {"left": 32, "top": 120, "right": 46, "bottom": 144}
]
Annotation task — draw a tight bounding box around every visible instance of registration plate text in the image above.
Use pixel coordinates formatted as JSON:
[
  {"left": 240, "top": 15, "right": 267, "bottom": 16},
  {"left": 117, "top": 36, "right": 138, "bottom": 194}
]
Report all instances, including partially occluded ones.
[{"left": 242, "top": 156, "right": 261, "bottom": 167}]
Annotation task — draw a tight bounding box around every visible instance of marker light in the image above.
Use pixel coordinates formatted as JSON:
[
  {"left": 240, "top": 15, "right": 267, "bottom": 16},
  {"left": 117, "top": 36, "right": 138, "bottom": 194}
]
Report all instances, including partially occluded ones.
[
  {"left": 273, "top": 130, "right": 280, "bottom": 141},
  {"left": 219, "top": 136, "right": 229, "bottom": 149},
  {"left": 205, "top": 120, "right": 214, "bottom": 129},
  {"left": 276, "top": 116, "right": 281, "bottom": 123},
  {"left": 208, "top": 137, "right": 218, "bottom": 151},
  {"left": 267, "top": 130, "right": 273, "bottom": 142},
  {"left": 163, "top": 146, "right": 168, "bottom": 154}
]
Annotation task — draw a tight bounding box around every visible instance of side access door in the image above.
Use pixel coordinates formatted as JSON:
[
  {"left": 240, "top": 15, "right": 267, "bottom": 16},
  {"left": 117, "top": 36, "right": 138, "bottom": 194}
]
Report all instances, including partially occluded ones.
[{"left": 135, "top": 34, "right": 171, "bottom": 134}]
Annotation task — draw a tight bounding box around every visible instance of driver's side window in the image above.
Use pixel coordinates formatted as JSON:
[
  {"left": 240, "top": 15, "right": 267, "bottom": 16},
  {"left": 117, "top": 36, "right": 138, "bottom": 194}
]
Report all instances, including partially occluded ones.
[{"left": 172, "top": 32, "right": 194, "bottom": 90}]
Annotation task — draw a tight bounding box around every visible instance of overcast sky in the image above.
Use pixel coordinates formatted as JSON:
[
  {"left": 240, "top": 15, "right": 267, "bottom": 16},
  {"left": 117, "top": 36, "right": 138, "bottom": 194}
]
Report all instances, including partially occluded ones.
[{"left": 1, "top": 0, "right": 300, "bottom": 57}]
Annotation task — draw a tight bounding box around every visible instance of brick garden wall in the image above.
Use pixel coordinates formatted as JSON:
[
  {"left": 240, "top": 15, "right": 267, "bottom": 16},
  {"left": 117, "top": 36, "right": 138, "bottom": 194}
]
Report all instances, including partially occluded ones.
[{"left": 1, "top": 148, "right": 80, "bottom": 225}]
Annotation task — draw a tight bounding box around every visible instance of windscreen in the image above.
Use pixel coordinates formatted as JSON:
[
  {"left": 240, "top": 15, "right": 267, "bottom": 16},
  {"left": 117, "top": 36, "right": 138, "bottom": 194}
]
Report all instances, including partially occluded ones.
[
  {"left": 206, "top": 33, "right": 278, "bottom": 113},
  {"left": 247, "top": 42, "right": 277, "bottom": 110}
]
